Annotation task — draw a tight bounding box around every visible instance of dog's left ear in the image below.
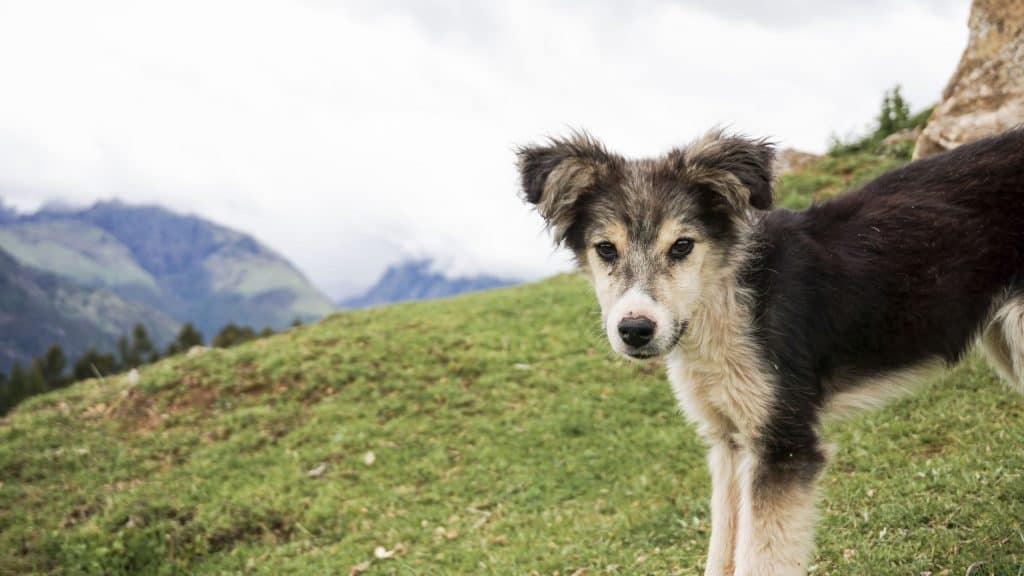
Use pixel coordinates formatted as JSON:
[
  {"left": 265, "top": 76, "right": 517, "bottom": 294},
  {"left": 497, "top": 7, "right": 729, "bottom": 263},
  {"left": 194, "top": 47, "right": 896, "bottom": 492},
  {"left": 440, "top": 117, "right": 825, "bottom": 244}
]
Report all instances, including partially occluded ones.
[{"left": 672, "top": 130, "right": 775, "bottom": 211}]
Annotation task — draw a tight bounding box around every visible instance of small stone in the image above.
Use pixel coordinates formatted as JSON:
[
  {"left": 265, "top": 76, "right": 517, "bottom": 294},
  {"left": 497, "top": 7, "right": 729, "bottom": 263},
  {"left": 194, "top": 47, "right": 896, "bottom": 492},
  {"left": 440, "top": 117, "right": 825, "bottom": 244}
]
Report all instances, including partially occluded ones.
[{"left": 373, "top": 546, "right": 394, "bottom": 559}]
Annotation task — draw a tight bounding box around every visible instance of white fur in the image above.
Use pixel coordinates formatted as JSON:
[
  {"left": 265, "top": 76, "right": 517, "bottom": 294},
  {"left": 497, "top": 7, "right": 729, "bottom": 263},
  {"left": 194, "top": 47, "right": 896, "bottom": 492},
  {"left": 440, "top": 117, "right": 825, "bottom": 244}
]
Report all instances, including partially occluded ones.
[
  {"left": 982, "top": 296, "right": 1024, "bottom": 394},
  {"left": 603, "top": 286, "right": 675, "bottom": 355},
  {"left": 733, "top": 449, "right": 821, "bottom": 576},
  {"left": 704, "top": 441, "right": 741, "bottom": 576}
]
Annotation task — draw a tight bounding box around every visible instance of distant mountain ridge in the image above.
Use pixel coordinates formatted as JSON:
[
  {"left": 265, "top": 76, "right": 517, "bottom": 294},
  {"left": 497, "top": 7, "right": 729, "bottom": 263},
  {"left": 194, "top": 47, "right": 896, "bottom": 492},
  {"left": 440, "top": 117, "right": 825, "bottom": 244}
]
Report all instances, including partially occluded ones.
[
  {"left": 0, "top": 200, "right": 335, "bottom": 370},
  {"left": 340, "top": 259, "right": 517, "bottom": 308},
  {"left": 0, "top": 246, "right": 179, "bottom": 371}
]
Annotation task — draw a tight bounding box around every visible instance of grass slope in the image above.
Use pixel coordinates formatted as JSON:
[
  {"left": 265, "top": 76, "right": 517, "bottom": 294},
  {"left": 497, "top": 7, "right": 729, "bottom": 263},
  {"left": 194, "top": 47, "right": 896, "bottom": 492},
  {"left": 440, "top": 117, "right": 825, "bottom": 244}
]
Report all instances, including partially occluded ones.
[{"left": 1, "top": 274, "right": 1022, "bottom": 575}]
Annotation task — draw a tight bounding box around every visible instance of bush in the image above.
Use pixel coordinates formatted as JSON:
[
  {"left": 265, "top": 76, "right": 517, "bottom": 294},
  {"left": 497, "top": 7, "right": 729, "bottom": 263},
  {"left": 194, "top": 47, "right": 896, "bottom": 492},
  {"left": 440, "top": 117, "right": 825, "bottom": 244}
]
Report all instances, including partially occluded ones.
[{"left": 828, "top": 85, "right": 933, "bottom": 159}]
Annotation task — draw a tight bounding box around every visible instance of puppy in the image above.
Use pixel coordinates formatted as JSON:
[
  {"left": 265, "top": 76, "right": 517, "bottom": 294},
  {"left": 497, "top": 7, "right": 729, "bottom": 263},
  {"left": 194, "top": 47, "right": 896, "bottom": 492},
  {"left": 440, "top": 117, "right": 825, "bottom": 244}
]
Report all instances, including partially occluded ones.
[{"left": 517, "top": 128, "right": 1024, "bottom": 575}]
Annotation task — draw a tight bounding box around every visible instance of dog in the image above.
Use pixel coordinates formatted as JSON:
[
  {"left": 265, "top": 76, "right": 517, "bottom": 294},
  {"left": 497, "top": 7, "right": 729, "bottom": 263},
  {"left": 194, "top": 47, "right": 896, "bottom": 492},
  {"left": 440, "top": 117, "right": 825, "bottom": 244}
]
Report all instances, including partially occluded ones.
[{"left": 516, "top": 128, "right": 1024, "bottom": 575}]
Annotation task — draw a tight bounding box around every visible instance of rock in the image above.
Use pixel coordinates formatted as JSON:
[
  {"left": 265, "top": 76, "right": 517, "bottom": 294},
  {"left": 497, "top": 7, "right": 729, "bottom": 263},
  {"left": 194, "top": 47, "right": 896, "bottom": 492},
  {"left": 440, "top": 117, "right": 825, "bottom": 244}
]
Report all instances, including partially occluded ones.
[
  {"left": 186, "top": 345, "right": 207, "bottom": 358},
  {"left": 775, "top": 148, "right": 822, "bottom": 175},
  {"left": 881, "top": 127, "right": 921, "bottom": 149},
  {"left": 914, "top": 0, "right": 1024, "bottom": 158},
  {"left": 306, "top": 463, "right": 328, "bottom": 478}
]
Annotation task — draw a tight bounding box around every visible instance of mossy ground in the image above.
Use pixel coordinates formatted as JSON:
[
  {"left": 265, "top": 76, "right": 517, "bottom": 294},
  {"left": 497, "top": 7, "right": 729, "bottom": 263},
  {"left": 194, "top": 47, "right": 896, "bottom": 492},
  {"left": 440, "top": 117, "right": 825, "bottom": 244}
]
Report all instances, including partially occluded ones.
[{"left": 2, "top": 151, "right": 1023, "bottom": 575}]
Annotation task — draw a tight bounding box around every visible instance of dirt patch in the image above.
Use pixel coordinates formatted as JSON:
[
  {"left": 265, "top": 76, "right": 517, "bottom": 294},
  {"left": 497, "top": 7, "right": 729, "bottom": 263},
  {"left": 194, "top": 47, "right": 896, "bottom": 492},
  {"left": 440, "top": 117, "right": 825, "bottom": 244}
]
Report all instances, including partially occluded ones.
[{"left": 110, "top": 372, "right": 221, "bottom": 433}]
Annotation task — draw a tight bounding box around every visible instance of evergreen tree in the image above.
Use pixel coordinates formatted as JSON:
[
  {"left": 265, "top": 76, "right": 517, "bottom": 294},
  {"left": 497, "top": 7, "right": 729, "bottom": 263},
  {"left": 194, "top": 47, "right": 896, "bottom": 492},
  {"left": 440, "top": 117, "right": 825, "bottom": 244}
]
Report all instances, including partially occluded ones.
[
  {"left": 118, "top": 334, "right": 135, "bottom": 369},
  {"left": 876, "top": 85, "right": 911, "bottom": 138},
  {"left": 212, "top": 323, "right": 256, "bottom": 348},
  {"left": 7, "top": 363, "right": 26, "bottom": 399},
  {"left": 24, "top": 364, "right": 45, "bottom": 398},
  {"left": 33, "top": 345, "right": 67, "bottom": 389},
  {"left": 0, "top": 370, "right": 7, "bottom": 414},
  {"left": 73, "top": 349, "right": 119, "bottom": 381},
  {"left": 120, "top": 324, "right": 157, "bottom": 368},
  {"left": 132, "top": 324, "right": 156, "bottom": 363},
  {"left": 166, "top": 323, "right": 204, "bottom": 356}
]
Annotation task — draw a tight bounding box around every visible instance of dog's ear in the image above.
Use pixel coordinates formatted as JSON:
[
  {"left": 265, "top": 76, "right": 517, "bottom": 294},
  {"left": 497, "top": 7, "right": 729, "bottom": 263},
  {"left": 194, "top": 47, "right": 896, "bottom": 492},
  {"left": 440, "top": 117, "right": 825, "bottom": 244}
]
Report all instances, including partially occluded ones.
[
  {"left": 516, "top": 133, "right": 614, "bottom": 245},
  {"left": 672, "top": 130, "right": 775, "bottom": 211}
]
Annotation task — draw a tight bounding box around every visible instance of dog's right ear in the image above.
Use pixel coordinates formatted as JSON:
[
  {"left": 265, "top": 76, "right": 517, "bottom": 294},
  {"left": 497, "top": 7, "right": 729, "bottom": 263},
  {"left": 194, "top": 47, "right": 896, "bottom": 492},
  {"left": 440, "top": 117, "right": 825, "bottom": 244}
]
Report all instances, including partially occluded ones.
[{"left": 516, "top": 133, "right": 613, "bottom": 246}]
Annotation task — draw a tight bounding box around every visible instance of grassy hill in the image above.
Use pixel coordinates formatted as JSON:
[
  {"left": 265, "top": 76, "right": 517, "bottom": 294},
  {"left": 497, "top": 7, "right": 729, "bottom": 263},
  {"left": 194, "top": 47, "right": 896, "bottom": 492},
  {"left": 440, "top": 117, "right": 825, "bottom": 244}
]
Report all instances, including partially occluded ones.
[{"left": 2, "top": 145, "right": 1023, "bottom": 574}]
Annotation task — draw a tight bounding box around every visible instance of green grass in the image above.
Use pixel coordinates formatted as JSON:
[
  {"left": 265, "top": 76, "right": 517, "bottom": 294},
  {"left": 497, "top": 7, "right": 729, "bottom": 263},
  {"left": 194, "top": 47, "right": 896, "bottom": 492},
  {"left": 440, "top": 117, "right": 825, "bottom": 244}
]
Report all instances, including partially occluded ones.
[
  {"left": 1, "top": 273, "right": 1022, "bottom": 575},
  {"left": 775, "top": 152, "right": 908, "bottom": 210}
]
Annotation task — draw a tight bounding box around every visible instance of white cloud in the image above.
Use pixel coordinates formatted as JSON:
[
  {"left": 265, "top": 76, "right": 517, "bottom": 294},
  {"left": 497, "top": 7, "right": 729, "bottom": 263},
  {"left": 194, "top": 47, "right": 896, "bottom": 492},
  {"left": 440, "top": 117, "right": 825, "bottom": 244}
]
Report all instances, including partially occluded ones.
[{"left": 0, "top": 0, "right": 970, "bottom": 297}]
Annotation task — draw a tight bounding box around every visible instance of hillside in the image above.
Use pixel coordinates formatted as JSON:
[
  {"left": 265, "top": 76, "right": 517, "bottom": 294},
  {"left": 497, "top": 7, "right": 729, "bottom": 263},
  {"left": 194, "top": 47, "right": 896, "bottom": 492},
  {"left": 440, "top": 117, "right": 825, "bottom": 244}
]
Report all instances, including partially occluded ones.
[
  {"left": 0, "top": 247, "right": 178, "bottom": 372},
  {"left": 0, "top": 201, "right": 335, "bottom": 364},
  {"left": 340, "top": 260, "right": 517, "bottom": 309},
  {"left": 2, "top": 274, "right": 1023, "bottom": 573}
]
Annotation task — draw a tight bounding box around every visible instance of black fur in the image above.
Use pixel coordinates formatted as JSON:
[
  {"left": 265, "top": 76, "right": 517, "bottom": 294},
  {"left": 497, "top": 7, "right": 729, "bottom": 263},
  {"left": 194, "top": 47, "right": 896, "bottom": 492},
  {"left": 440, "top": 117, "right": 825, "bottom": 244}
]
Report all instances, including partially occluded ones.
[
  {"left": 673, "top": 133, "right": 776, "bottom": 210},
  {"left": 516, "top": 132, "right": 621, "bottom": 249},
  {"left": 744, "top": 128, "right": 1024, "bottom": 467}
]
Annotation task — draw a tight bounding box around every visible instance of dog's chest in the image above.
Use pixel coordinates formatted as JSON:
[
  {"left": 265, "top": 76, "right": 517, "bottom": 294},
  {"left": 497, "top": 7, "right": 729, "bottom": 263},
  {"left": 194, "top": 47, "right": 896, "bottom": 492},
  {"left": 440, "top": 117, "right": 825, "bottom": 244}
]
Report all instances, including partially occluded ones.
[{"left": 665, "top": 342, "right": 773, "bottom": 443}]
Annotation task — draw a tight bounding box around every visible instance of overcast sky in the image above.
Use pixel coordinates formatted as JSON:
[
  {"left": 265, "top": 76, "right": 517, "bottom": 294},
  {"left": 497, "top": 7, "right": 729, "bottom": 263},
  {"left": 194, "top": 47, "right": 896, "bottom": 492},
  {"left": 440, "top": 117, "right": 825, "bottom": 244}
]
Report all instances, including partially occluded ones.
[{"left": 0, "top": 0, "right": 969, "bottom": 298}]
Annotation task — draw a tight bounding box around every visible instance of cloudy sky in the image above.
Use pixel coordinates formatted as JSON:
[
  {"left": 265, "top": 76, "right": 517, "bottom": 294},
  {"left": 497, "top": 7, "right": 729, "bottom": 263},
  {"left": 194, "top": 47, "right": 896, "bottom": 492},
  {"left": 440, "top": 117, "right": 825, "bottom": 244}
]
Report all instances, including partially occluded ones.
[{"left": 0, "top": 0, "right": 969, "bottom": 298}]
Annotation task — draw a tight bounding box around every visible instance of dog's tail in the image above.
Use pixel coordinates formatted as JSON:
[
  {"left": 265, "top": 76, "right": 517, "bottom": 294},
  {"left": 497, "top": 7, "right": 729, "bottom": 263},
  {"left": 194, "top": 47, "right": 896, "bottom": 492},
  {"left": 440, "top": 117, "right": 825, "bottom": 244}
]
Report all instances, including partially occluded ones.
[{"left": 981, "top": 294, "right": 1024, "bottom": 394}]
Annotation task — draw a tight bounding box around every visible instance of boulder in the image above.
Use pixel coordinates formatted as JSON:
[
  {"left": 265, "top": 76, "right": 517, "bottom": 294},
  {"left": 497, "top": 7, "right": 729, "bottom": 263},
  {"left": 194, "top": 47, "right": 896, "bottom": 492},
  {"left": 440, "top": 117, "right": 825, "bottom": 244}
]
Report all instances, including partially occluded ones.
[
  {"left": 775, "top": 148, "right": 822, "bottom": 175},
  {"left": 914, "top": 0, "right": 1024, "bottom": 159}
]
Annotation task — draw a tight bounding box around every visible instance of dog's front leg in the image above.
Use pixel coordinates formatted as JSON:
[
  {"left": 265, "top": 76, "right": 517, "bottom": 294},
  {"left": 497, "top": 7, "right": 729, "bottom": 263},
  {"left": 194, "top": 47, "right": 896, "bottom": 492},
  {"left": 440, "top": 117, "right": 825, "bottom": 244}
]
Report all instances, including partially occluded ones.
[
  {"left": 733, "top": 438, "right": 827, "bottom": 576},
  {"left": 704, "top": 439, "right": 741, "bottom": 576}
]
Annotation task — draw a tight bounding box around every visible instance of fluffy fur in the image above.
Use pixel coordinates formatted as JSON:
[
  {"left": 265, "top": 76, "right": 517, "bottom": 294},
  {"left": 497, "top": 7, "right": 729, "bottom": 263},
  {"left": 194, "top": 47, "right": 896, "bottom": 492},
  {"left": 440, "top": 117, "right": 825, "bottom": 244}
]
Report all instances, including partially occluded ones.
[{"left": 517, "top": 127, "right": 1024, "bottom": 575}]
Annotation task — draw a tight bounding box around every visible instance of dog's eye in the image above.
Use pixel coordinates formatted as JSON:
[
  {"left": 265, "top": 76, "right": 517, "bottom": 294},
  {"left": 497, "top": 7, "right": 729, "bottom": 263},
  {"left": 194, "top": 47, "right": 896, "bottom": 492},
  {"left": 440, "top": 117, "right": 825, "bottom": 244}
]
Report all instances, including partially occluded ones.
[
  {"left": 669, "top": 238, "right": 694, "bottom": 260},
  {"left": 595, "top": 241, "right": 618, "bottom": 263}
]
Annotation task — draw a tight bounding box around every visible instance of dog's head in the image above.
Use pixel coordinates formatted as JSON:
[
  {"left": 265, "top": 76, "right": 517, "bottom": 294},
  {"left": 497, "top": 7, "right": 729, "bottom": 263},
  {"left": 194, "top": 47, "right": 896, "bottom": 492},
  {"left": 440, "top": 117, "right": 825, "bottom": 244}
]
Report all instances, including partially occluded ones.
[{"left": 517, "top": 130, "right": 774, "bottom": 360}]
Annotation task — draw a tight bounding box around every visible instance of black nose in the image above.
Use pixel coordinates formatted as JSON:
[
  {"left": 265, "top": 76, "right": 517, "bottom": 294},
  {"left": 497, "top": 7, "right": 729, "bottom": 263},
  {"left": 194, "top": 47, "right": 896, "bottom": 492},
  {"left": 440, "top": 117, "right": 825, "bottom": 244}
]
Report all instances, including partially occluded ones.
[{"left": 618, "top": 317, "right": 656, "bottom": 347}]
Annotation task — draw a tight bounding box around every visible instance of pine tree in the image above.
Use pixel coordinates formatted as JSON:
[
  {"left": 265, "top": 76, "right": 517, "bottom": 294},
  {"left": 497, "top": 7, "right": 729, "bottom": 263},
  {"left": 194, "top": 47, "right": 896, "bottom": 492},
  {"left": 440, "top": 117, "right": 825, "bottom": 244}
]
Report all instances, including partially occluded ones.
[
  {"left": 33, "top": 345, "right": 67, "bottom": 389},
  {"left": 876, "top": 85, "right": 911, "bottom": 138},
  {"left": 166, "top": 323, "right": 204, "bottom": 356},
  {"left": 121, "top": 324, "right": 157, "bottom": 368},
  {"left": 118, "top": 334, "right": 136, "bottom": 369},
  {"left": 0, "top": 370, "right": 8, "bottom": 414},
  {"left": 73, "top": 349, "right": 119, "bottom": 381},
  {"left": 132, "top": 324, "right": 156, "bottom": 362},
  {"left": 2, "top": 363, "right": 28, "bottom": 414},
  {"left": 212, "top": 323, "right": 256, "bottom": 348}
]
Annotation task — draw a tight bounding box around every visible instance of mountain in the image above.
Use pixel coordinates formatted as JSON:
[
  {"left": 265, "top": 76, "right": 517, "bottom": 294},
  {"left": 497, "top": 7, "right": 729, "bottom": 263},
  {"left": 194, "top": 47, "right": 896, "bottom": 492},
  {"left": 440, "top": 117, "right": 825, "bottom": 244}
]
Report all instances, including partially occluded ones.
[
  {"left": 0, "top": 246, "right": 178, "bottom": 372},
  {"left": 0, "top": 199, "right": 15, "bottom": 224},
  {"left": 339, "top": 259, "right": 517, "bottom": 308},
  {"left": 0, "top": 201, "right": 335, "bottom": 366}
]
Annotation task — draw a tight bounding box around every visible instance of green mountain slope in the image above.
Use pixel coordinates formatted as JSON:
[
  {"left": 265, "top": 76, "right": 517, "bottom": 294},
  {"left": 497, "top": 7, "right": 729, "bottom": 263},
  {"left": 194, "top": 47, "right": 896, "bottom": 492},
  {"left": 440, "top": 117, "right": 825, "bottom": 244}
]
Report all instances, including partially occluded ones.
[
  {"left": 0, "top": 247, "right": 178, "bottom": 372},
  {"left": 1, "top": 272, "right": 1022, "bottom": 574},
  {"left": 0, "top": 221, "right": 158, "bottom": 291},
  {"left": 0, "top": 201, "right": 336, "bottom": 358}
]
